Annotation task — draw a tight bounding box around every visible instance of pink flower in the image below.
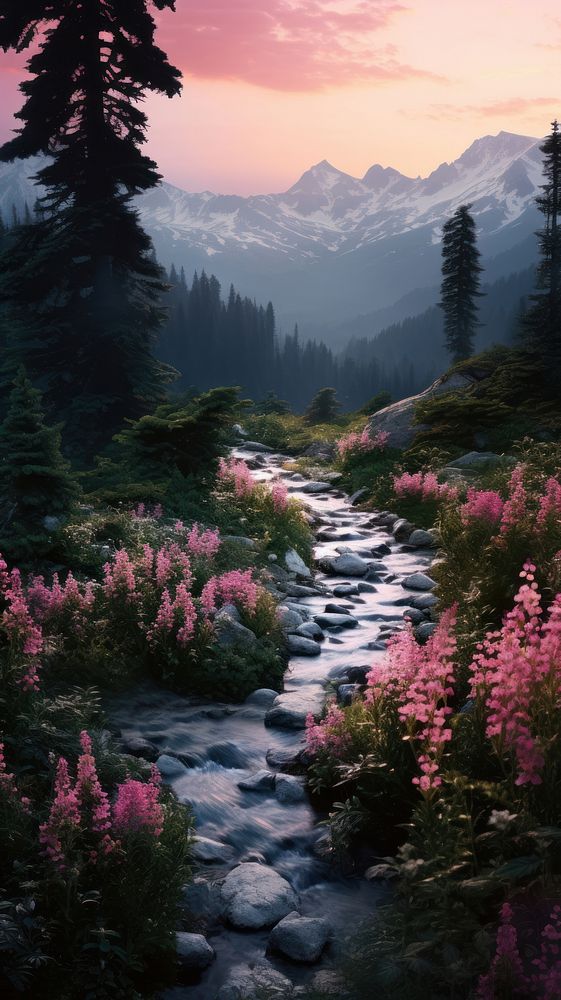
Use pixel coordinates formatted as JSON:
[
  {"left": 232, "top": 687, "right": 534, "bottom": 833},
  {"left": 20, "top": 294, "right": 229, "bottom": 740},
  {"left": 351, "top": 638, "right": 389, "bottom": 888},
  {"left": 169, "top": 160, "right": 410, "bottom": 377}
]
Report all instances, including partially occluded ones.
[
  {"left": 75, "top": 732, "right": 112, "bottom": 834},
  {"left": 0, "top": 742, "right": 30, "bottom": 811},
  {"left": 147, "top": 588, "right": 175, "bottom": 643},
  {"left": 306, "top": 703, "right": 350, "bottom": 758},
  {"left": 461, "top": 489, "right": 505, "bottom": 526},
  {"left": 113, "top": 776, "right": 164, "bottom": 838},
  {"left": 102, "top": 549, "right": 137, "bottom": 601},
  {"left": 186, "top": 524, "right": 221, "bottom": 559},
  {"left": 393, "top": 471, "right": 458, "bottom": 503},
  {"left": 174, "top": 583, "right": 197, "bottom": 647},
  {"left": 500, "top": 465, "right": 528, "bottom": 535},
  {"left": 271, "top": 481, "right": 289, "bottom": 513},
  {"left": 478, "top": 902, "right": 528, "bottom": 999},
  {"left": 538, "top": 477, "right": 561, "bottom": 527},
  {"left": 337, "top": 427, "right": 389, "bottom": 461},
  {"left": 218, "top": 457, "right": 255, "bottom": 498},
  {"left": 39, "top": 757, "right": 81, "bottom": 868},
  {"left": 200, "top": 570, "right": 259, "bottom": 618}
]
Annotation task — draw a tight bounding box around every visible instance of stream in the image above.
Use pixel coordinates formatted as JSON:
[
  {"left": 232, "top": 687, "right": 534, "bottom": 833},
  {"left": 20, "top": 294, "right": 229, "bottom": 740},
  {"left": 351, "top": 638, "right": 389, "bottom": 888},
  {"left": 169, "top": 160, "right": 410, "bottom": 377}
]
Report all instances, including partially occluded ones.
[{"left": 109, "top": 447, "right": 434, "bottom": 998}]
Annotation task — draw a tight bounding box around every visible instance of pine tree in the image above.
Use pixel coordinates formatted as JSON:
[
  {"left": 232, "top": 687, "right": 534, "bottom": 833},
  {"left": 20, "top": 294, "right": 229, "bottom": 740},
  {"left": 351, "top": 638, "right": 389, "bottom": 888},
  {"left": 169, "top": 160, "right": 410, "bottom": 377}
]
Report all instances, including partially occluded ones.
[
  {"left": 0, "top": 369, "right": 78, "bottom": 558},
  {"left": 305, "top": 387, "right": 341, "bottom": 425},
  {"left": 439, "top": 204, "right": 484, "bottom": 362},
  {"left": 522, "top": 121, "right": 561, "bottom": 369},
  {"left": 0, "top": 2, "right": 182, "bottom": 452}
]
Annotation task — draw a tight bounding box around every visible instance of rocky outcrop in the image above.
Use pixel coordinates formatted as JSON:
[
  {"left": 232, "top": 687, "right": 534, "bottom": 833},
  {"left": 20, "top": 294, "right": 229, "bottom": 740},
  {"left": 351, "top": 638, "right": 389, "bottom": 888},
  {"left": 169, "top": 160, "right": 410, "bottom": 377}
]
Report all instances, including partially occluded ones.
[{"left": 369, "top": 371, "right": 478, "bottom": 450}]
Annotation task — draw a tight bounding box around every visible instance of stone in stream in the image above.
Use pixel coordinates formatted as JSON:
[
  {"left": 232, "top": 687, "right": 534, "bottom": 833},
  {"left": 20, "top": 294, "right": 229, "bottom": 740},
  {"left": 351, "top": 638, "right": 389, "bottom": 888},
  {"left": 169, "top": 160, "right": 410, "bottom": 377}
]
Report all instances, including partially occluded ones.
[
  {"left": 265, "top": 689, "right": 325, "bottom": 729},
  {"left": 286, "top": 634, "right": 322, "bottom": 657},
  {"left": 283, "top": 602, "right": 312, "bottom": 620},
  {"left": 295, "top": 621, "right": 324, "bottom": 641},
  {"left": 337, "top": 683, "right": 360, "bottom": 706},
  {"left": 207, "top": 742, "right": 251, "bottom": 768},
  {"left": 284, "top": 547, "right": 312, "bottom": 578},
  {"left": 404, "top": 608, "right": 425, "bottom": 626},
  {"left": 402, "top": 572, "right": 436, "bottom": 591},
  {"left": 277, "top": 606, "right": 304, "bottom": 632},
  {"left": 392, "top": 517, "right": 415, "bottom": 542},
  {"left": 301, "top": 481, "right": 332, "bottom": 494},
  {"left": 244, "top": 688, "right": 279, "bottom": 707},
  {"left": 243, "top": 441, "right": 275, "bottom": 453},
  {"left": 238, "top": 769, "right": 276, "bottom": 792},
  {"left": 176, "top": 931, "right": 215, "bottom": 972},
  {"left": 408, "top": 528, "right": 437, "bottom": 548},
  {"left": 333, "top": 583, "right": 359, "bottom": 597},
  {"left": 357, "top": 581, "right": 378, "bottom": 593},
  {"left": 269, "top": 911, "right": 331, "bottom": 963},
  {"left": 217, "top": 962, "right": 292, "bottom": 1000},
  {"left": 411, "top": 592, "right": 439, "bottom": 610},
  {"left": 314, "top": 613, "right": 359, "bottom": 630},
  {"left": 182, "top": 877, "right": 223, "bottom": 923},
  {"left": 156, "top": 754, "right": 189, "bottom": 780},
  {"left": 265, "top": 746, "right": 312, "bottom": 770},
  {"left": 119, "top": 735, "right": 159, "bottom": 761},
  {"left": 191, "top": 836, "right": 235, "bottom": 864},
  {"left": 349, "top": 487, "right": 368, "bottom": 505},
  {"left": 275, "top": 773, "right": 307, "bottom": 803},
  {"left": 324, "top": 603, "right": 354, "bottom": 614},
  {"left": 284, "top": 583, "right": 320, "bottom": 598},
  {"left": 372, "top": 542, "right": 392, "bottom": 556},
  {"left": 327, "top": 553, "right": 369, "bottom": 576},
  {"left": 220, "top": 863, "right": 299, "bottom": 930},
  {"left": 416, "top": 622, "right": 438, "bottom": 642},
  {"left": 347, "top": 665, "right": 371, "bottom": 684}
]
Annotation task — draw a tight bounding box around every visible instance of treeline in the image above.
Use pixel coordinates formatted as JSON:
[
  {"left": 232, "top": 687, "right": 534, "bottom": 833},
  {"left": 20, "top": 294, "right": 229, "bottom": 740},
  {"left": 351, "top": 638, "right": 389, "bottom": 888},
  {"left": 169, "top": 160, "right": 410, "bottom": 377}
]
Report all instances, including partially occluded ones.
[{"left": 157, "top": 268, "right": 433, "bottom": 410}]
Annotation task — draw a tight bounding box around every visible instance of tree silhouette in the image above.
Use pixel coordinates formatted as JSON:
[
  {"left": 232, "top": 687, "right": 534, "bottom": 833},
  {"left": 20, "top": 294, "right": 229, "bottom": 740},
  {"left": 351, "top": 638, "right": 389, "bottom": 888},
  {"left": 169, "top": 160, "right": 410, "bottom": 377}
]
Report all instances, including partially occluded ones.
[{"left": 439, "top": 204, "right": 484, "bottom": 362}]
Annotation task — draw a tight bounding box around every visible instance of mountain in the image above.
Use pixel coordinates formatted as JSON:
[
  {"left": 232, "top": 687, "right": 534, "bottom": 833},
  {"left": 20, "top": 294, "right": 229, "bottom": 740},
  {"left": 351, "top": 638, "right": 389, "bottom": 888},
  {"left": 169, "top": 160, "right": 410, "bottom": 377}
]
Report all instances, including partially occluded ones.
[{"left": 0, "top": 131, "right": 543, "bottom": 339}]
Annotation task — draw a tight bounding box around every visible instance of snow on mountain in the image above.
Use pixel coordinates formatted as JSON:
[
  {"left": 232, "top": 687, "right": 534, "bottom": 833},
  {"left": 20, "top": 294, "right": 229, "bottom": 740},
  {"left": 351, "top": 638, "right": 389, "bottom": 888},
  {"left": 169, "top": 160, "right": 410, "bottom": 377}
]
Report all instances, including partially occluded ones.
[{"left": 0, "top": 131, "right": 543, "bottom": 334}]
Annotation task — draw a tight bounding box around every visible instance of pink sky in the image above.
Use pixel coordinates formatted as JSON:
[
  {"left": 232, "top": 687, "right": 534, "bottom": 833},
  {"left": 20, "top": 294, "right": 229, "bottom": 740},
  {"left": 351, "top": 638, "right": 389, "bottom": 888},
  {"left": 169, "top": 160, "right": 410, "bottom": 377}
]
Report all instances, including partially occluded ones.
[{"left": 1, "top": 0, "right": 560, "bottom": 193}]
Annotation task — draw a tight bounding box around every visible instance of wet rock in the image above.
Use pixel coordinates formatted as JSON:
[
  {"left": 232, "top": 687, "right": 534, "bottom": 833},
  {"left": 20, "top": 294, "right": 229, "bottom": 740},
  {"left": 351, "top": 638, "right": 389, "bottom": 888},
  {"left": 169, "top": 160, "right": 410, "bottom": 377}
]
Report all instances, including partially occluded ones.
[
  {"left": 275, "top": 774, "right": 307, "bottom": 803},
  {"left": 182, "top": 877, "right": 223, "bottom": 924},
  {"left": 284, "top": 583, "right": 319, "bottom": 597},
  {"left": 283, "top": 602, "right": 312, "bottom": 620},
  {"left": 415, "top": 622, "right": 437, "bottom": 642},
  {"left": 392, "top": 518, "right": 415, "bottom": 542},
  {"left": 357, "top": 581, "right": 378, "bottom": 593},
  {"left": 238, "top": 769, "right": 275, "bottom": 792},
  {"left": 208, "top": 742, "right": 251, "bottom": 768},
  {"left": 408, "top": 529, "right": 437, "bottom": 547},
  {"left": 223, "top": 535, "right": 257, "bottom": 549},
  {"left": 333, "top": 583, "right": 359, "bottom": 597},
  {"left": 295, "top": 621, "right": 324, "bottom": 641},
  {"left": 265, "top": 689, "right": 325, "bottom": 729},
  {"left": 217, "top": 961, "right": 293, "bottom": 1000},
  {"left": 284, "top": 547, "right": 313, "bottom": 578},
  {"left": 314, "top": 613, "right": 358, "bottom": 630},
  {"left": 156, "top": 754, "right": 189, "bottom": 780},
  {"left": 119, "top": 736, "right": 159, "bottom": 761},
  {"left": 266, "top": 746, "right": 311, "bottom": 770},
  {"left": 176, "top": 931, "right": 215, "bottom": 972},
  {"left": 302, "top": 481, "right": 332, "bottom": 494},
  {"left": 244, "top": 688, "right": 279, "bottom": 707},
  {"left": 402, "top": 572, "right": 436, "bottom": 591},
  {"left": 269, "top": 911, "right": 330, "bottom": 963},
  {"left": 404, "top": 608, "right": 425, "bottom": 626},
  {"left": 214, "top": 614, "right": 258, "bottom": 649},
  {"left": 349, "top": 487, "right": 368, "bottom": 505},
  {"left": 221, "top": 863, "right": 299, "bottom": 930},
  {"left": 328, "top": 553, "right": 369, "bottom": 576},
  {"left": 347, "top": 665, "right": 371, "bottom": 684},
  {"left": 411, "top": 593, "right": 439, "bottom": 610},
  {"left": 372, "top": 542, "right": 392, "bottom": 556},
  {"left": 277, "top": 606, "right": 305, "bottom": 632},
  {"left": 324, "top": 603, "right": 353, "bottom": 614},
  {"left": 243, "top": 441, "right": 275, "bottom": 453},
  {"left": 191, "top": 837, "right": 235, "bottom": 864},
  {"left": 337, "top": 683, "right": 360, "bottom": 706},
  {"left": 286, "top": 634, "right": 322, "bottom": 657}
]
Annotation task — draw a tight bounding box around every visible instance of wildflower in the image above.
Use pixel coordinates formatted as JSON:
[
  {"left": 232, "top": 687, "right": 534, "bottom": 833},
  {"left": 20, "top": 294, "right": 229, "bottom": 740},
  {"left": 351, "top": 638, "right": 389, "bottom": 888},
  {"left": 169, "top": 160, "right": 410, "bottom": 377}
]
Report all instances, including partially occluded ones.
[
  {"left": 113, "top": 777, "right": 164, "bottom": 837},
  {"left": 75, "top": 732, "right": 112, "bottom": 834},
  {"left": 200, "top": 570, "right": 259, "bottom": 618},
  {"left": 500, "top": 465, "right": 528, "bottom": 535},
  {"left": 306, "top": 703, "right": 350, "bottom": 758},
  {"left": 488, "top": 809, "right": 517, "bottom": 831},
  {"left": 461, "top": 489, "right": 505, "bottom": 526},
  {"left": 186, "top": 524, "right": 221, "bottom": 558},
  {"left": 336, "top": 427, "right": 389, "bottom": 460},
  {"left": 537, "top": 477, "right": 561, "bottom": 527},
  {"left": 393, "top": 471, "right": 458, "bottom": 503},
  {"left": 218, "top": 457, "right": 255, "bottom": 498},
  {"left": 39, "top": 757, "right": 81, "bottom": 867},
  {"left": 174, "top": 583, "right": 197, "bottom": 647},
  {"left": 102, "top": 549, "right": 137, "bottom": 601},
  {"left": 478, "top": 902, "right": 528, "bottom": 999},
  {"left": 271, "top": 481, "right": 289, "bottom": 513}
]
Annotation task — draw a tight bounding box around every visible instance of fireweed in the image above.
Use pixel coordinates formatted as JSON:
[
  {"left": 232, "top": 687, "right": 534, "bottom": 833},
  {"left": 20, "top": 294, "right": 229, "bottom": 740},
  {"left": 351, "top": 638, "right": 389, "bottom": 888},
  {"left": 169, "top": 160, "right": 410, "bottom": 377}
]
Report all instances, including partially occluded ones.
[
  {"left": 336, "top": 427, "right": 389, "bottom": 462},
  {"left": 478, "top": 902, "right": 561, "bottom": 999},
  {"left": 393, "top": 470, "right": 459, "bottom": 503}
]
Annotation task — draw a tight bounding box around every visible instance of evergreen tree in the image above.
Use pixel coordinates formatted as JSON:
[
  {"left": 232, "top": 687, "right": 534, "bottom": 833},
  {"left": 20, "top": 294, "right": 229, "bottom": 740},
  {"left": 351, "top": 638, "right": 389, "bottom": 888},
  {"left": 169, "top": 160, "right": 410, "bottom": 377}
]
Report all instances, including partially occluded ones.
[
  {"left": 522, "top": 121, "right": 561, "bottom": 369},
  {"left": 0, "top": 369, "right": 78, "bottom": 558},
  {"left": 0, "top": 2, "right": 182, "bottom": 451},
  {"left": 439, "top": 204, "right": 484, "bottom": 362},
  {"left": 254, "top": 392, "right": 291, "bottom": 415},
  {"left": 305, "top": 387, "right": 341, "bottom": 425}
]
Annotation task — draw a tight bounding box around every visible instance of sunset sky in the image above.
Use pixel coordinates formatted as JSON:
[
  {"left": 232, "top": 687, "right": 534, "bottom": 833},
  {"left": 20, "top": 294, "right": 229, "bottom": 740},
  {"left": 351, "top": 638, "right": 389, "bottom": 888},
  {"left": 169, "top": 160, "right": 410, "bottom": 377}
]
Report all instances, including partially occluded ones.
[{"left": 0, "top": 0, "right": 560, "bottom": 194}]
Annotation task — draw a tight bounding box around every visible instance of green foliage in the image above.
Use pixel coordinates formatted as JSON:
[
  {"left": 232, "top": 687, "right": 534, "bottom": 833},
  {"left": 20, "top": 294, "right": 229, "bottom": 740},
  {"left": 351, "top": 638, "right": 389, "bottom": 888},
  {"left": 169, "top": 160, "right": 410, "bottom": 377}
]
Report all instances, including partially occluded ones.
[
  {"left": 439, "top": 204, "right": 484, "bottom": 362},
  {"left": 0, "top": 369, "right": 79, "bottom": 560},
  {"left": 243, "top": 411, "right": 346, "bottom": 455},
  {"left": 357, "top": 391, "right": 392, "bottom": 416},
  {"left": 305, "top": 387, "right": 341, "bottom": 425},
  {"left": 252, "top": 391, "right": 291, "bottom": 415}
]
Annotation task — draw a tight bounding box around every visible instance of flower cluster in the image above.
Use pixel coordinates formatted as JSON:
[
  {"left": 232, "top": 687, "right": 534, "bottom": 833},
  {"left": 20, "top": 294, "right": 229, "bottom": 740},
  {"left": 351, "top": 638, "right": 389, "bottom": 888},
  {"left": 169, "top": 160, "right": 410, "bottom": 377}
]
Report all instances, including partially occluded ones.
[
  {"left": 0, "top": 742, "right": 30, "bottom": 811},
  {"left": 271, "top": 481, "right": 289, "bottom": 513},
  {"left": 185, "top": 523, "right": 221, "bottom": 559},
  {"left": 478, "top": 902, "right": 561, "bottom": 999},
  {"left": 1, "top": 563, "right": 43, "bottom": 692},
  {"left": 28, "top": 572, "right": 95, "bottom": 629},
  {"left": 200, "top": 569, "right": 259, "bottom": 618},
  {"left": 499, "top": 465, "right": 528, "bottom": 536},
  {"left": 102, "top": 549, "right": 137, "bottom": 601},
  {"left": 461, "top": 489, "right": 505, "bottom": 526},
  {"left": 306, "top": 702, "right": 350, "bottom": 758},
  {"left": 337, "top": 427, "right": 389, "bottom": 461},
  {"left": 218, "top": 456, "right": 255, "bottom": 498},
  {"left": 113, "top": 766, "right": 164, "bottom": 838},
  {"left": 393, "top": 471, "right": 458, "bottom": 503},
  {"left": 132, "top": 502, "right": 164, "bottom": 520}
]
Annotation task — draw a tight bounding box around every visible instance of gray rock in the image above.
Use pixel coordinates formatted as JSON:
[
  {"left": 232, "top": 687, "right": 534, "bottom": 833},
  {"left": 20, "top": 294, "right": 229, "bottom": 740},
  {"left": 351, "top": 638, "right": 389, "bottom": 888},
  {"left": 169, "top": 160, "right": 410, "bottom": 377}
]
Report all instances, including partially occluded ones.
[
  {"left": 277, "top": 606, "right": 305, "bottom": 632},
  {"left": 411, "top": 593, "right": 439, "bottom": 610},
  {"left": 223, "top": 535, "right": 257, "bottom": 549},
  {"left": 275, "top": 774, "right": 307, "bottom": 803},
  {"left": 328, "top": 553, "right": 369, "bottom": 576},
  {"left": 266, "top": 746, "right": 311, "bottom": 770},
  {"left": 337, "top": 683, "right": 360, "bottom": 706},
  {"left": 156, "top": 754, "right": 189, "bottom": 780},
  {"left": 368, "top": 370, "right": 479, "bottom": 450},
  {"left": 392, "top": 517, "right": 415, "bottom": 542},
  {"left": 447, "top": 451, "right": 515, "bottom": 469},
  {"left": 215, "top": 603, "right": 241, "bottom": 622},
  {"left": 349, "top": 487, "right": 369, "bottom": 505},
  {"left": 301, "top": 481, "right": 332, "bottom": 494},
  {"left": 404, "top": 608, "right": 425, "bottom": 625},
  {"left": 266, "top": 689, "right": 325, "bottom": 729},
  {"left": 243, "top": 441, "right": 274, "bottom": 453},
  {"left": 372, "top": 542, "right": 392, "bottom": 556},
  {"left": 43, "top": 515, "right": 62, "bottom": 531},
  {"left": 415, "top": 622, "right": 437, "bottom": 642},
  {"left": 357, "top": 581, "right": 378, "bottom": 592},
  {"left": 314, "top": 613, "right": 358, "bottom": 629},
  {"left": 207, "top": 742, "right": 250, "bottom": 768},
  {"left": 284, "top": 583, "right": 319, "bottom": 597},
  {"left": 221, "top": 864, "right": 299, "bottom": 930},
  {"left": 283, "top": 602, "right": 312, "bottom": 620},
  {"left": 402, "top": 572, "right": 436, "bottom": 591},
  {"left": 176, "top": 931, "right": 215, "bottom": 972},
  {"left": 217, "top": 962, "right": 292, "bottom": 1000},
  {"left": 333, "top": 583, "right": 359, "bottom": 597},
  {"left": 347, "top": 665, "right": 371, "bottom": 684},
  {"left": 285, "top": 548, "right": 312, "bottom": 578},
  {"left": 182, "top": 876, "right": 223, "bottom": 923},
  {"left": 286, "top": 634, "right": 322, "bottom": 657},
  {"left": 244, "top": 688, "right": 279, "bottom": 707},
  {"left": 325, "top": 603, "right": 353, "bottom": 614},
  {"left": 120, "top": 736, "right": 159, "bottom": 761},
  {"left": 295, "top": 621, "right": 324, "bottom": 640},
  {"left": 191, "top": 837, "right": 235, "bottom": 864},
  {"left": 214, "top": 613, "right": 258, "bottom": 649},
  {"left": 238, "top": 769, "right": 275, "bottom": 792},
  {"left": 408, "top": 529, "right": 437, "bottom": 547},
  {"left": 232, "top": 423, "right": 247, "bottom": 438},
  {"left": 269, "top": 911, "right": 330, "bottom": 963}
]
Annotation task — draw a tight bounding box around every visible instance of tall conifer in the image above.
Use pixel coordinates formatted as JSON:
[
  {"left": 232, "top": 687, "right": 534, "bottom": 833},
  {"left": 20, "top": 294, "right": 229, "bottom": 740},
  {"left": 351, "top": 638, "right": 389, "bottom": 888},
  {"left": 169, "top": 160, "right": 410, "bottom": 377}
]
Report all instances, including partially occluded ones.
[{"left": 439, "top": 204, "right": 484, "bottom": 362}]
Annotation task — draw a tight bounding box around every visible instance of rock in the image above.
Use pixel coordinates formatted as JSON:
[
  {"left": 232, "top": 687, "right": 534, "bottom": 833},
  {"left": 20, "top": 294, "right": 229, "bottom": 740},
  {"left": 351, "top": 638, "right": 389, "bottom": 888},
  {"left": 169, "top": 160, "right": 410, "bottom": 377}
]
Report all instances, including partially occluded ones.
[
  {"left": 156, "top": 754, "right": 189, "bottom": 780},
  {"left": 411, "top": 593, "right": 439, "bottom": 610},
  {"left": 243, "top": 441, "right": 274, "bottom": 453},
  {"left": 357, "top": 581, "right": 378, "bottom": 592},
  {"left": 266, "top": 689, "right": 325, "bottom": 729},
  {"left": 266, "top": 746, "right": 311, "bottom": 770},
  {"left": 300, "top": 481, "right": 331, "bottom": 494},
  {"left": 324, "top": 603, "right": 353, "bottom": 614},
  {"left": 314, "top": 614, "right": 358, "bottom": 630},
  {"left": 295, "top": 621, "right": 324, "bottom": 641},
  {"left": 120, "top": 736, "right": 159, "bottom": 761},
  {"left": 337, "top": 683, "right": 360, "bottom": 706},
  {"left": 182, "top": 877, "right": 224, "bottom": 923},
  {"left": 284, "top": 583, "right": 319, "bottom": 597},
  {"left": 408, "top": 529, "right": 437, "bottom": 547},
  {"left": 372, "top": 542, "right": 392, "bottom": 556},
  {"left": 447, "top": 451, "right": 515, "bottom": 469},
  {"left": 221, "top": 864, "right": 299, "bottom": 930},
  {"left": 238, "top": 769, "right": 275, "bottom": 792},
  {"left": 368, "top": 370, "right": 479, "bottom": 450},
  {"left": 402, "top": 572, "right": 436, "bottom": 591},
  {"left": 191, "top": 837, "right": 235, "bottom": 864},
  {"left": 285, "top": 548, "right": 312, "bottom": 578},
  {"left": 214, "top": 613, "right": 258, "bottom": 649},
  {"left": 328, "top": 553, "right": 369, "bottom": 576},
  {"left": 232, "top": 423, "right": 247, "bottom": 438},
  {"left": 207, "top": 742, "right": 250, "bottom": 768},
  {"left": 269, "top": 911, "right": 330, "bottom": 963},
  {"left": 176, "top": 931, "right": 215, "bottom": 972},
  {"left": 415, "top": 622, "right": 437, "bottom": 642},
  {"left": 349, "top": 487, "right": 369, "bottom": 506},
  {"left": 217, "top": 962, "right": 292, "bottom": 1000},
  {"left": 333, "top": 583, "right": 359, "bottom": 597},
  {"left": 347, "top": 665, "right": 371, "bottom": 684},
  {"left": 392, "top": 517, "right": 415, "bottom": 542},
  {"left": 284, "top": 602, "right": 312, "bottom": 620},
  {"left": 275, "top": 774, "right": 307, "bottom": 803},
  {"left": 244, "top": 688, "right": 279, "bottom": 707},
  {"left": 404, "top": 608, "right": 425, "bottom": 625},
  {"left": 223, "top": 535, "right": 257, "bottom": 549},
  {"left": 277, "top": 606, "right": 305, "bottom": 632},
  {"left": 215, "top": 603, "right": 241, "bottom": 622},
  {"left": 286, "top": 634, "right": 322, "bottom": 657},
  {"left": 43, "top": 515, "right": 62, "bottom": 532},
  {"left": 303, "top": 441, "right": 336, "bottom": 460}
]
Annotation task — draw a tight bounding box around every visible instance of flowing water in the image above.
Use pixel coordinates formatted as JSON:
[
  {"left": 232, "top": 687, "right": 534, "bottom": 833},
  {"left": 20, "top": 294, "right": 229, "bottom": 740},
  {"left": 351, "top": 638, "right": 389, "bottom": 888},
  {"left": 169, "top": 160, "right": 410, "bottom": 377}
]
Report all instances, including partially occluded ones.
[{"left": 109, "top": 448, "right": 433, "bottom": 998}]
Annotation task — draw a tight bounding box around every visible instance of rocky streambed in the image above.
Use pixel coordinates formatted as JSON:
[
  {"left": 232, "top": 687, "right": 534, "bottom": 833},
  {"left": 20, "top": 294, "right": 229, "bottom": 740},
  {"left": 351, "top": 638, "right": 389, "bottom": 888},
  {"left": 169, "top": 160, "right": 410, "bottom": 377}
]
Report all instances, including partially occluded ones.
[{"left": 109, "top": 446, "right": 438, "bottom": 999}]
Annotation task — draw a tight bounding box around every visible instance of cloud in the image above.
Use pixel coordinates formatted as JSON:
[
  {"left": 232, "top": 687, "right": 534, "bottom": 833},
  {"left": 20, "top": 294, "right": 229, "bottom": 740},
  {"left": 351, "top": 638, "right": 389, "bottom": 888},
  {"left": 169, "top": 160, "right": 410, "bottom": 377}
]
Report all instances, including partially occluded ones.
[
  {"left": 424, "top": 96, "right": 560, "bottom": 120},
  {"left": 158, "top": 0, "right": 440, "bottom": 91}
]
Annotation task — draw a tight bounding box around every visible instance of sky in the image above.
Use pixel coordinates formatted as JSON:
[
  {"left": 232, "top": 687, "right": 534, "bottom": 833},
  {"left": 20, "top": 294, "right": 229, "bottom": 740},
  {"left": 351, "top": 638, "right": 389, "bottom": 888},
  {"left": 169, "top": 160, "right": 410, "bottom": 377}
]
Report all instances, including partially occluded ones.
[{"left": 0, "top": 0, "right": 560, "bottom": 194}]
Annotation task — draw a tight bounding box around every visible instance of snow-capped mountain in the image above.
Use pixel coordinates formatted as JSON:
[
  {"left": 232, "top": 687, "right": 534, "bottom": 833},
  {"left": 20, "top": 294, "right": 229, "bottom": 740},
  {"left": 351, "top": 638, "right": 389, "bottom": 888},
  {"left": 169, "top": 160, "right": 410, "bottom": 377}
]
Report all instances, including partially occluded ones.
[{"left": 0, "top": 131, "right": 543, "bottom": 337}]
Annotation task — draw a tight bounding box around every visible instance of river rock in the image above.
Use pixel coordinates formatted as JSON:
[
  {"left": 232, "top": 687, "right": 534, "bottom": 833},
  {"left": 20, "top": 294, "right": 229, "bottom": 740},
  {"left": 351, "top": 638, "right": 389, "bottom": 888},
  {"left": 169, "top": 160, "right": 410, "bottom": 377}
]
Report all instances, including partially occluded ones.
[
  {"left": 392, "top": 518, "right": 415, "bottom": 542},
  {"left": 328, "top": 553, "right": 369, "bottom": 576},
  {"left": 411, "top": 593, "right": 439, "bottom": 609},
  {"left": 176, "top": 931, "right": 215, "bottom": 972},
  {"left": 244, "top": 689, "right": 279, "bottom": 707},
  {"left": 333, "top": 583, "right": 359, "bottom": 597},
  {"left": 223, "top": 535, "right": 257, "bottom": 549},
  {"left": 358, "top": 581, "right": 378, "bottom": 592},
  {"left": 217, "top": 962, "right": 293, "bottom": 1000},
  {"left": 403, "top": 608, "right": 425, "bottom": 625},
  {"left": 156, "top": 754, "right": 189, "bottom": 780},
  {"left": 415, "top": 622, "right": 437, "bottom": 642},
  {"left": 402, "top": 572, "right": 436, "bottom": 591},
  {"left": 283, "top": 602, "right": 312, "bottom": 620},
  {"left": 372, "top": 542, "right": 392, "bottom": 556},
  {"left": 295, "top": 621, "right": 324, "bottom": 640},
  {"left": 265, "top": 689, "right": 325, "bottom": 729},
  {"left": 214, "top": 613, "right": 258, "bottom": 649},
  {"left": 120, "top": 735, "right": 159, "bottom": 761},
  {"left": 243, "top": 441, "right": 274, "bottom": 453},
  {"left": 324, "top": 603, "right": 353, "bottom": 614},
  {"left": 337, "top": 683, "right": 360, "bottom": 706},
  {"left": 182, "top": 877, "right": 224, "bottom": 923},
  {"left": 221, "top": 864, "right": 299, "bottom": 929},
  {"left": 238, "top": 769, "right": 275, "bottom": 792},
  {"left": 447, "top": 451, "right": 515, "bottom": 469},
  {"left": 207, "top": 742, "right": 251, "bottom": 768},
  {"left": 191, "top": 837, "right": 235, "bottom": 865},
  {"left": 302, "top": 481, "right": 332, "bottom": 494},
  {"left": 285, "top": 548, "right": 312, "bottom": 578},
  {"left": 314, "top": 613, "right": 358, "bottom": 630},
  {"left": 284, "top": 583, "right": 319, "bottom": 597},
  {"left": 286, "top": 634, "right": 322, "bottom": 657},
  {"left": 277, "top": 606, "right": 305, "bottom": 632},
  {"left": 275, "top": 774, "right": 307, "bottom": 803},
  {"left": 347, "top": 665, "right": 371, "bottom": 684},
  {"left": 408, "top": 529, "right": 437, "bottom": 547},
  {"left": 349, "top": 487, "right": 368, "bottom": 505},
  {"left": 269, "top": 911, "right": 330, "bottom": 963},
  {"left": 266, "top": 746, "right": 310, "bottom": 770}
]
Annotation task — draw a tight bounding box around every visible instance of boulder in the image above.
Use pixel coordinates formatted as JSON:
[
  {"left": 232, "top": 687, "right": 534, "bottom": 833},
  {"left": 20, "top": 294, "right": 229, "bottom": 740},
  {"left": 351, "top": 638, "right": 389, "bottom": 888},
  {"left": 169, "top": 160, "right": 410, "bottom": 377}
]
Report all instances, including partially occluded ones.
[
  {"left": 176, "top": 931, "right": 215, "bottom": 972},
  {"left": 408, "top": 529, "right": 437, "bottom": 548},
  {"left": 333, "top": 583, "right": 359, "bottom": 597},
  {"left": 415, "top": 622, "right": 437, "bottom": 642},
  {"left": 244, "top": 688, "right": 279, "bottom": 707},
  {"left": 191, "top": 837, "right": 235, "bottom": 865},
  {"left": 402, "top": 572, "right": 436, "bottom": 591},
  {"left": 120, "top": 736, "right": 159, "bottom": 761},
  {"left": 207, "top": 742, "right": 250, "bottom": 768},
  {"left": 243, "top": 441, "right": 274, "bottom": 453},
  {"left": 214, "top": 613, "right": 258, "bottom": 649},
  {"left": 237, "top": 769, "right": 275, "bottom": 792},
  {"left": 349, "top": 487, "right": 369, "bottom": 506},
  {"left": 156, "top": 754, "right": 189, "bottom": 780},
  {"left": 275, "top": 774, "right": 307, "bottom": 803},
  {"left": 392, "top": 518, "right": 415, "bottom": 542},
  {"left": 217, "top": 962, "right": 293, "bottom": 1000},
  {"left": 447, "top": 451, "right": 515, "bottom": 469},
  {"left": 182, "top": 877, "right": 223, "bottom": 923},
  {"left": 295, "top": 621, "right": 324, "bottom": 641},
  {"left": 286, "top": 634, "right": 322, "bottom": 657},
  {"left": 265, "top": 689, "right": 325, "bottom": 729},
  {"left": 269, "top": 911, "right": 330, "bottom": 963},
  {"left": 368, "top": 370, "right": 479, "bottom": 450},
  {"left": 411, "top": 593, "right": 439, "bottom": 610},
  {"left": 328, "top": 553, "right": 369, "bottom": 577},
  {"left": 314, "top": 614, "right": 358, "bottom": 630},
  {"left": 285, "top": 548, "right": 312, "bottom": 578},
  {"left": 223, "top": 535, "right": 257, "bottom": 549},
  {"left": 221, "top": 863, "right": 299, "bottom": 930},
  {"left": 277, "top": 606, "right": 305, "bottom": 632},
  {"left": 337, "top": 683, "right": 360, "bottom": 706},
  {"left": 301, "top": 481, "right": 332, "bottom": 494}
]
